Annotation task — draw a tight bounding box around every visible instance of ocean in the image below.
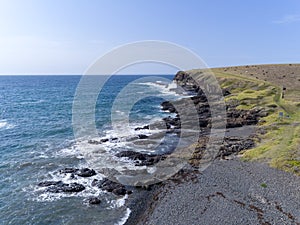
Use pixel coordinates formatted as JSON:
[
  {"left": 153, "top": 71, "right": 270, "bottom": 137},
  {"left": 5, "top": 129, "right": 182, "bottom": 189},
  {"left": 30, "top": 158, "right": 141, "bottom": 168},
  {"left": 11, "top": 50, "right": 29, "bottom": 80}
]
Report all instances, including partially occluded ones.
[{"left": 0, "top": 75, "right": 179, "bottom": 225}]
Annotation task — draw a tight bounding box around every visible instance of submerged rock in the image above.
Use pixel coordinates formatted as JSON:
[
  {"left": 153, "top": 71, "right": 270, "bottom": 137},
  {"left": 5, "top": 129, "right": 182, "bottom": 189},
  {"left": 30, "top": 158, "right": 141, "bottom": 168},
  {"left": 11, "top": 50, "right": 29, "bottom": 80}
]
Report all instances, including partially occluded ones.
[
  {"left": 116, "top": 151, "right": 147, "bottom": 161},
  {"left": 115, "top": 150, "right": 166, "bottom": 166},
  {"left": 88, "top": 197, "right": 101, "bottom": 205},
  {"left": 134, "top": 125, "right": 150, "bottom": 131},
  {"left": 112, "top": 187, "right": 128, "bottom": 196},
  {"left": 47, "top": 182, "right": 85, "bottom": 193},
  {"left": 59, "top": 167, "right": 96, "bottom": 177},
  {"left": 76, "top": 168, "right": 96, "bottom": 177},
  {"left": 92, "top": 178, "right": 132, "bottom": 196},
  {"left": 38, "top": 181, "right": 62, "bottom": 187},
  {"left": 88, "top": 138, "right": 109, "bottom": 145},
  {"left": 138, "top": 134, "right": 148, "bottom": 139},
  {"left": 59, "top": 168, "right": 79, "bottom": 174}
]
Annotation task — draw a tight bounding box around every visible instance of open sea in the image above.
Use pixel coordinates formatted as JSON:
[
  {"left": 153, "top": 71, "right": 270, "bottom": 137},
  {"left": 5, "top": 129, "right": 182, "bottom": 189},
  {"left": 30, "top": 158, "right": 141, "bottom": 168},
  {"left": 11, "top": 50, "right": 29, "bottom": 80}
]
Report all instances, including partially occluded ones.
[{"left": 0, "top": 75, "right": 179, "bottom": 225}]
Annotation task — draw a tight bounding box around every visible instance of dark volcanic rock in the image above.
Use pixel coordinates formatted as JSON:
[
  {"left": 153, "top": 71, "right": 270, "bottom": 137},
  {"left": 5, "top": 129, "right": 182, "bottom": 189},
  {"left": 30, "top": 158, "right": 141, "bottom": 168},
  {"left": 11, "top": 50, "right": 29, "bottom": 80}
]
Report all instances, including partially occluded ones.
[
  {"left": 88, "top": 197, "right": 101, "bottom": 205},
  {"left": 92, "top": 178, "right": 132, "bottom": 196},
  {"left": 174, "top": 71, "right": 199, "bottom": 92},
  {"left": 88, "top": 138, "right": 109, "bottom": 145},
  {"left": 76, "top": 168, "right": 96, "bottom": 177},
  {"left": 134, "top": 125, "right": 150, "bottom": 131},
  {"left": 138, "top": 134, "right": 148, "bottom": 139},
  {"left": 59, "top": 167, "right": 96, "bottom": 178},
  {"left": 222, "top": 89, "right": 231, "bottom": 96},
  {"left": 226, "top": 108, "right": 269, "bottom": 128},
  {"left": 88, "top": 140, "right": 102, "bottom": 145},
  {"left": 191, "top": 95, "right": 208, "bottom": 104},
  {"left": 161, "top": 101, "right": 177, "bottom": 113},
  {"left": 47, "top": 182, "right": 85, "bottom": 193},
  {"left": 218, "top": 137, "right": 255, "bottom": 158},
  {"left": 38, "top": 181, "right": 62, "bottom": 187},
  {"left": 59, "top": 168, "right": 79, "bottom": 174},
  {"left": 112, "top": 187, "right": 128, "bottom": 196},
  {"left": 190, "top": 135, "right": 256, "bottom": 166},
  {"left": 116, "top": 151, "right": 147, "bottom": 161},
  {"left": 155, "top": 71, "right": 271, "bottom": 166},
  {"left": 163, "top": 116, "right": 180, "bottom": 129},
  {"left": 115, "top": 150, "right": 166, "bottom": 166},
  {"left": 92, "top": 178, "right": 123, "bottom": 192}
]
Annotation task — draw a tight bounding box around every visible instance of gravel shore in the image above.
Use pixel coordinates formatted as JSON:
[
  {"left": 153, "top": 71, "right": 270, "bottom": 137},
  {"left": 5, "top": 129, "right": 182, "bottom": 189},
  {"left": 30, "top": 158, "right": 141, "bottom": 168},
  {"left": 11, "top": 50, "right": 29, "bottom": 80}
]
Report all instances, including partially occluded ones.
[{"left": 135, "top": 159, "right": 300, "bottom": 225}]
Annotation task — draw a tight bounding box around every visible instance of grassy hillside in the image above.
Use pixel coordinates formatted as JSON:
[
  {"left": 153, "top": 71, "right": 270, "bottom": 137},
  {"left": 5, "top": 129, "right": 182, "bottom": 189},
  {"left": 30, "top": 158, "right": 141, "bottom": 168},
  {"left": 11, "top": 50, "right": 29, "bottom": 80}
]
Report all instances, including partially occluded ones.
[{"left": 190, "top": 64, "right": 300, "bottom": 175}]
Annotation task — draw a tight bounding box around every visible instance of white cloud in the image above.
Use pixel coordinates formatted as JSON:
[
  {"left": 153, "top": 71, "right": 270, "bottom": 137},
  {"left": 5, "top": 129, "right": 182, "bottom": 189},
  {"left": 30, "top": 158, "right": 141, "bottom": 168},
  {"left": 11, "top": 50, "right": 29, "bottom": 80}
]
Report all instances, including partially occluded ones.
[{"left": 273, "top": 14, "right": 300, "bottom": 24}]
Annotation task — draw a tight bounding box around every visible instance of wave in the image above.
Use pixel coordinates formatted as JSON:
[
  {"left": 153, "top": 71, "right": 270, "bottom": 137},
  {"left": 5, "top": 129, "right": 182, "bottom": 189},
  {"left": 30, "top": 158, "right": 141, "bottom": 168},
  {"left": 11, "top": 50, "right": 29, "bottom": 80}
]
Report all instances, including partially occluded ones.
[
  {"left": 109, "top": 195, "right": 128, "bottom": 209},
  {"left": 54, "top": 118, "right": 167, "bottom": 179},
  {"left": 32, "top": 170, "right": 105, "bottom": 202},
  {"left": 115, "top": 208, "right": 131, "bottom": 225},
  {"left": 137, "top": 81, "right": 181, "bottom": 97},
  {"left": 0, "top": 120, "right": 15, "bottom": 130},
  {"left": 19, "top": 99, "right": 46, "bottom": 105}
]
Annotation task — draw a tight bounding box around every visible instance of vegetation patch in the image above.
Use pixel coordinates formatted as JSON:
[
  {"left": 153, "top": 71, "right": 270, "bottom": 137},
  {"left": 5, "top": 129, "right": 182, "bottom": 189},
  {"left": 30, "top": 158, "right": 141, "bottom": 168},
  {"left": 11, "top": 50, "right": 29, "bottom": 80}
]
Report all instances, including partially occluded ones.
[{"left": 215, "top": 71, "right": 300, "bottom": 175}]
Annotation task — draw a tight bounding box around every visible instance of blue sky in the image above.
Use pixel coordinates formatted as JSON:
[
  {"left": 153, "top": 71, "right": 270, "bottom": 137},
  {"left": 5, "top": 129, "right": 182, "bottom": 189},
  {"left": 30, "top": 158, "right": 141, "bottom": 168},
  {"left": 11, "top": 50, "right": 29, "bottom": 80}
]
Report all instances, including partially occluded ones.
[{"left": 0, "top": 0, "right": 299, "bottom": 74}]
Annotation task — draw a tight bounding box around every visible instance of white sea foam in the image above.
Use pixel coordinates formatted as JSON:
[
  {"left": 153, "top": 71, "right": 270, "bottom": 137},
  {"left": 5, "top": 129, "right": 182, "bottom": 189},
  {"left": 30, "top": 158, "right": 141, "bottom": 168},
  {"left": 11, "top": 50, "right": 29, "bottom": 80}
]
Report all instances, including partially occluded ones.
[
  {"left": 0, "top": 120, "right": 15, "bottom": 130},
  {"left": 138, "top": 81, "right": 195, "bottom": 98},
  {"left": 138, "top": 81, "right": 180, "bottom": 96},
  {"left": 115, "top": 208, "right": 131, "bottom": 225},
  {"left": 54, "top": 115, "right": 167, "bottom": 175},
  {"left": 52, "top": 80, "right": 177, "bottom": 191},
  {"left": 108, "top": 194, "right": 128, "bottom": 209},
  {"left": 56, "top": 141, "right": 87, "bottom": 159},
  {"left": 115, "top": 110, "right": 125, "bottom": 115},
  {"left": 32, "top": 170, "right": 105, "bottom": 202},
  {"left": 0, "top": 121, "right": 8, "bottom": 129},
  {"left": 19, "top": 99, "right": 46, "bottom": 105}
]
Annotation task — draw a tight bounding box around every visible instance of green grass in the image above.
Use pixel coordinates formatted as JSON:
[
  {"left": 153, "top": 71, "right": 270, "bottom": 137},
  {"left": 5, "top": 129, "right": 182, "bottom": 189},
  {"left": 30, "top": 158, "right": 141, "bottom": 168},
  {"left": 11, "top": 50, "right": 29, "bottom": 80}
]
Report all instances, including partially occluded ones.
[
  {"left": 186, "top": 69, "right": 300, "bottom": 175},
  {"left": 261, "top": 183, "right": 268, "bottom": 188},
  {"left": 214, "top": 71, "right": 300, "bottom": 175}
]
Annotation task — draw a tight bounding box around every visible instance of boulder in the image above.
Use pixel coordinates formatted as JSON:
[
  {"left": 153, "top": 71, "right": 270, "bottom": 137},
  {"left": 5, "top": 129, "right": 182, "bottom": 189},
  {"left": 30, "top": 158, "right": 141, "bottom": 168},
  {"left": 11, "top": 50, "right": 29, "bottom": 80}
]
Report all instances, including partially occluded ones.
[
  {"left": 38, "top": 181, "right": 62, "bottom": 187},
  {"left": 59, "top": 168, "right": 79, "bottom": 174},
  {"left": 88, "top": 138, "right": 109, "bottom": 145},
  {"left": 115, "top": 150, "right": 166, "bottom": 166},
  {"left": 161, "top": 101, "right": 177, "bottom": 113},
  {"left": 112, "top": 187, "right": 127, "bottom": 196},
  {"left": 138, "top": 134, "right": 148, "bottom": 139},
  {"left": 134, "top": 125, "right": 149, "bottom": 131},
  {"left": 92, "top": 178, "right": 132, "bottom": 195},
  {"left": 116, "top": 151, "right": 147, "bottom": 161},
  {"left": 76, "top": 168, "right": 96, "bottom": 177},
  {"left": 47, "top": 182, "right": 85, "bottom": 193},
  {"left": 88, "top": 197, "right": 101, "bottom": 205}
]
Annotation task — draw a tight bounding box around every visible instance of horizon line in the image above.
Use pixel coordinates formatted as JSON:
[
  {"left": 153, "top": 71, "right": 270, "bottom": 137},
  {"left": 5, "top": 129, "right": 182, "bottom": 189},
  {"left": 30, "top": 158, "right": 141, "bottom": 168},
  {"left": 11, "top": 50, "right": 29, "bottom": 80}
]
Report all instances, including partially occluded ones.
[
  {"left": 0, "top": 73, "right": 175, "bottom": 76},
  {"left": 1, "top": 62, "right": 299, "bottom": 76}
]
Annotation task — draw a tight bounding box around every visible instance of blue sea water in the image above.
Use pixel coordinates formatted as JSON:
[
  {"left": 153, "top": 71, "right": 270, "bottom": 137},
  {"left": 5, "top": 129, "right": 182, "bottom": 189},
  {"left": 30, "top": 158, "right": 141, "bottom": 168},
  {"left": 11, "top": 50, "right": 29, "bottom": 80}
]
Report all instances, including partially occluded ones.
[{"left": 0, "top": 75, "right": 177, "bottom": 225}]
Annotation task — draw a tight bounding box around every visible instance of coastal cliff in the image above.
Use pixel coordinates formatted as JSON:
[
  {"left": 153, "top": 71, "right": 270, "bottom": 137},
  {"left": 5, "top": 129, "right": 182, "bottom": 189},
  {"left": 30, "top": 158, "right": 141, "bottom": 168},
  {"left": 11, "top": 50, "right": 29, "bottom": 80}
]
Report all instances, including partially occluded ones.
[
  {"left": 169, "top": 66, "right": 300, "bottom": 173},
  {"left": 162, "top": 70, "right": 270, "bottom": 166},
  {"left": 133, "top": 64, "right": 300, "bottom": 225}
]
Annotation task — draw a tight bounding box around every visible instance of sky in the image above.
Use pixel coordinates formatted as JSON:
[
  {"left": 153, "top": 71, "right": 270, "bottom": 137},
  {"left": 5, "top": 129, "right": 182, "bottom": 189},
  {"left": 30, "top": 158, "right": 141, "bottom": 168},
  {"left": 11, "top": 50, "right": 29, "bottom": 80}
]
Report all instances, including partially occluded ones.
[{"left": 0, "top": 0, "right": 299, "bottom": 74}]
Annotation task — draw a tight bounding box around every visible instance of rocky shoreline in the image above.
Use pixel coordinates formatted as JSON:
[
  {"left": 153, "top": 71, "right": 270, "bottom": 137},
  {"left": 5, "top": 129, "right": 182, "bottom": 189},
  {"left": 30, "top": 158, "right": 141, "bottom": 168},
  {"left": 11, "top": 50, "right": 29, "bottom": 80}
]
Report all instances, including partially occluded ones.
[
  {"left": 135, "top": 159, "right": 300, "bottom": 225},
  {"left": 36, "top": 71, "right": 271, "bottom": 223},
  {"left": 124, "top": 71, "right": 273, "bottom": 224}
]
